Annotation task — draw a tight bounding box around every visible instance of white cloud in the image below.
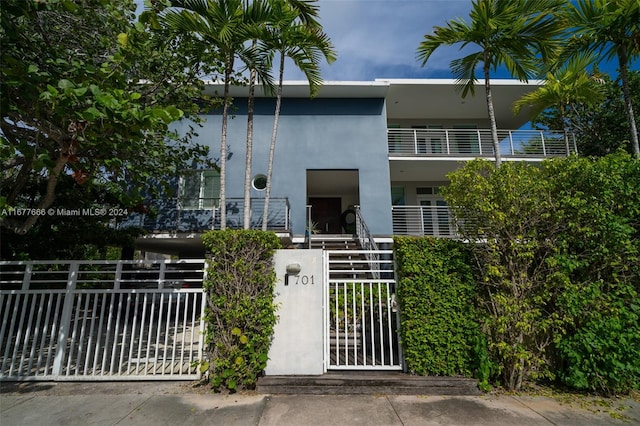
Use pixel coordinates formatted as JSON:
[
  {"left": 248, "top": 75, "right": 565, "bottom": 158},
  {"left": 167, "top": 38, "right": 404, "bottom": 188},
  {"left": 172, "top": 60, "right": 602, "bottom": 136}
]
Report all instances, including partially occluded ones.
[{"left": 284, "top": 0, "right": 475, "bottom": 81}]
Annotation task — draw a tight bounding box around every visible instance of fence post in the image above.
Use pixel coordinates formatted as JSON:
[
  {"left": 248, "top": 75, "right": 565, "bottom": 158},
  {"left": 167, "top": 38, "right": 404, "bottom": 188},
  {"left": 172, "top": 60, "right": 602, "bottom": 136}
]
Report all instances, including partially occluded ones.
[
  {"left": 52, "top": 262, "right": 79, "bottom": 377},
  {"left": 22, "top": 262, "right": 32, "bottom": 291},
  {"left": 509, "top": 130, "right": 515, "bottom": 155}
]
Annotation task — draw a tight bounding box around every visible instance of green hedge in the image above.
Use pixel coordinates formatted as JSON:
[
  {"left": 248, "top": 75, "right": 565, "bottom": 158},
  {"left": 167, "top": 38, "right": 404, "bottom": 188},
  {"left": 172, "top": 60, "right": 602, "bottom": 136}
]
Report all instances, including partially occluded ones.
[
  {"left": 394, "top": 237, "right": 486, "bottom": 382},
  {"left": 439, "top": 153, "right": 640, "bottom": 395},
  {"left": 201, "top": 230, "right": 281, "bottom": 392}
]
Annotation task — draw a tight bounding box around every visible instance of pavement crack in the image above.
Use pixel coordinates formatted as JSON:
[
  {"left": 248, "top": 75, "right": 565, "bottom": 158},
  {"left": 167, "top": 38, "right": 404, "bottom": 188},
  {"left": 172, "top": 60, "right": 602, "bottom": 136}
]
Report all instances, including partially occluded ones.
[
  {"left": 510, "top": 395, "right": 557, "bottom": 425},
  {"left": 114, "top": 394, "right": 154, "bottom": 425},
  {"left": 386, "top": 395, "right": 405, "bottom": 425}
]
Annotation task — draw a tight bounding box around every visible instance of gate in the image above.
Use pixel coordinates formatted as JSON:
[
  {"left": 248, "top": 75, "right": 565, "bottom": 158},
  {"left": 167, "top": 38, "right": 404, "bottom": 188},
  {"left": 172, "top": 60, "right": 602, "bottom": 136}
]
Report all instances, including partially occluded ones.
[
  {"left": 0, "top": 259, "right": 206, "bottom": 381},
  {"left": 324, "top": 250, "right": 402, "bottom": 370}
]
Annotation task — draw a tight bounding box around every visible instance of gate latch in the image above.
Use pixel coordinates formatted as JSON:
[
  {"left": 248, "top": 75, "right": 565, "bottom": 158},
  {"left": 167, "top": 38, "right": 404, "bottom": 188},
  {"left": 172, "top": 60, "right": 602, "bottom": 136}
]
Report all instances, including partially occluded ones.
[{"left": 390, "top": 294, "right": 399, "bottom": 313}]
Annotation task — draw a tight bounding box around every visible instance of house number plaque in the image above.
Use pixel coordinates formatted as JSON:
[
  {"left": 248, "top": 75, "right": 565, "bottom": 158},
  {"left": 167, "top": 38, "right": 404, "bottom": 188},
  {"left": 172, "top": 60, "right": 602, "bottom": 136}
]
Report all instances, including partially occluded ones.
[{"left": 294, "top": 275, "right": 315, "bottom": 285}]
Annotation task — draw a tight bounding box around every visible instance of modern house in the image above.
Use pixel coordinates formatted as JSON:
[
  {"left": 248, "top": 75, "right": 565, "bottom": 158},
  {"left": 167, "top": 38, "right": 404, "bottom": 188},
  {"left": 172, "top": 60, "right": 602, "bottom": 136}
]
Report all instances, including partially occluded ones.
[
  {"left": 1, "top": 79, "right": 574, "bottom": 381},
  {"left": 126, "top": 78, "right": 571, "bottom": 257}
]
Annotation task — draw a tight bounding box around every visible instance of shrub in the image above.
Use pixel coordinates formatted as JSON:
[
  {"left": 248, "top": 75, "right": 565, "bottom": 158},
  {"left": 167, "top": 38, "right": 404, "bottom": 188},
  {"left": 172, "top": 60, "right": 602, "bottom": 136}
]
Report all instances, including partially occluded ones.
[
  {"left": 442, "top": 160, "right": 561, "bottom": 391},
  {"left": 201, "top": 230, "right": 281, "bottom": 392},
  {"left": 544, "top": 153, "right": 640, "bottom": 395},
  {"left": 394, "top": 237, "right": 485, "bottom": 382}
]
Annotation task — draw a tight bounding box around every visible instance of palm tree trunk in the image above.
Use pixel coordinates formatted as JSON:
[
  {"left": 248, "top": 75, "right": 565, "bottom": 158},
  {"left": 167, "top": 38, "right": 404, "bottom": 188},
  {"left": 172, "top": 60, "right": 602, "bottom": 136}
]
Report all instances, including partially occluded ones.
[
  {"left": 618, "top": 55, "right": 639, "bottom": 158},
  {"left": 484, "top": 61, "right": 502, "bottom": 167},
  {"left": 262, "top": 51, "right": 285, "bottom": 231},
  {"left": 244, "top": 64, "right": 257, "bottom": 229},
  {"left": 219, "top": 57, "right": 234, "bottom": 230}
]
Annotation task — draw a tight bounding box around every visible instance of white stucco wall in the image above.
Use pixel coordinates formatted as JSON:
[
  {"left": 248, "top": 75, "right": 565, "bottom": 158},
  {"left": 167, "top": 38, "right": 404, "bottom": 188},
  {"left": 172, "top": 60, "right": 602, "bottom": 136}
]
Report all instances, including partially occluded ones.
[{"left": 265, "top": 249, "right": 325, "bottom": 375}]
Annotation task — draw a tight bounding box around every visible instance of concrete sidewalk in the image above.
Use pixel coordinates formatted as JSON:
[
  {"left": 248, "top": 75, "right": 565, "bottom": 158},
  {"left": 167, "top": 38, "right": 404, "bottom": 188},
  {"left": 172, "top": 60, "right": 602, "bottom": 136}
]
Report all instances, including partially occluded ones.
[{"left": 1, "top": 381, "right": 638, "bottom": 425}]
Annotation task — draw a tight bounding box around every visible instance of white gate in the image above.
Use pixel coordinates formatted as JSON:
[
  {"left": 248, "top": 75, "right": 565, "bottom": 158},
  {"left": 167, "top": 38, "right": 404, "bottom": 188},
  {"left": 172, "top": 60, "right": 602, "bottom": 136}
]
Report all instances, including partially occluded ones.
[
  {"left": 325, "top": 250, "right": 402, "bottom": 370},
  {"left": 0, "top": 260, "right": 206, "bottom": 381}
]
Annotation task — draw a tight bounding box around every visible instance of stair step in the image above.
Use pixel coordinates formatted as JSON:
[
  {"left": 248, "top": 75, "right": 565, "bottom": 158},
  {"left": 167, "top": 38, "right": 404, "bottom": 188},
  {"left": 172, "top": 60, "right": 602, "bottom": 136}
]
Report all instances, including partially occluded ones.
[{"left": 257, "top": 372, "right": 481, "bottom": 395}]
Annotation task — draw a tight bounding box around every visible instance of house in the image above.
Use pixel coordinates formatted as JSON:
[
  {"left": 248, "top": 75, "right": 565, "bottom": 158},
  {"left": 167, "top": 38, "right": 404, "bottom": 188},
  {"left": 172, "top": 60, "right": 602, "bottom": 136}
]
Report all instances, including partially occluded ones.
[
  {"left": 1, "top": 79, "right": 574, "bottom": 381},
  {"left": 126, "top": 79, "right": 571, "bottom": 257}
]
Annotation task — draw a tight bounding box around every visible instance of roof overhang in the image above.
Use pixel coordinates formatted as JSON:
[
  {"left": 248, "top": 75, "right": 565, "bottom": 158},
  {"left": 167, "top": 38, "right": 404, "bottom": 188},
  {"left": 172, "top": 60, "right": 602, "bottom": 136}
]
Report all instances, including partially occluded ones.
[
  {"left": 202, "top": 78, "right": 541, "bottom": 129},
  {"left": 378, "top": 78, "right": 542, "bottom": 129},
  {"left": 203, "top": 80, "right": 390, "bottom": 99}
]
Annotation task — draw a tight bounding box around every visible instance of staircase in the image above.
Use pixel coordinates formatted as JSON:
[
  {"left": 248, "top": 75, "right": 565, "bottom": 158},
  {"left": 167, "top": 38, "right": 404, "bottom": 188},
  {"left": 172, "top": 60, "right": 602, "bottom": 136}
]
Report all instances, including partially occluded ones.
[
  {"left": 308, "top": 234, "right": 373, "bottom": 279},
  {"left": 257, "top": 372, "right": 481, "bottom": 395},
  {"left": 307, "top": 234, "right": 360, "bottom": 250}
]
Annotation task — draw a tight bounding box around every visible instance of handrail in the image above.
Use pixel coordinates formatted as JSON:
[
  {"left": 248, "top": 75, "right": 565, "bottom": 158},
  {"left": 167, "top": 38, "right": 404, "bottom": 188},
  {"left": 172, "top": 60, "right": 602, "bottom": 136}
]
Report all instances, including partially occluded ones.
[
  {"left": 392, "top": 205, "right": 460, "bottom": 237},
  {"left": 354, "top": 206, "right": 380, "bottom": 279},
  {"left": 387, "top": 128, "right": 574, "bottom": 157},
  {"left": 306, "top": 204, "right": 312, "bottom": 249},
  {"left": 117, "top": 197, "right": 291, "bottom": 233}
]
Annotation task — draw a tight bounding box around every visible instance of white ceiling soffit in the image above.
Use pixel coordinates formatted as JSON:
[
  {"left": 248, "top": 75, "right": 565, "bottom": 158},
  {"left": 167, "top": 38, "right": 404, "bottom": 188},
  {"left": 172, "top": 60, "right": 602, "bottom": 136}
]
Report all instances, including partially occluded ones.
[
  {"left": 379, "top": 79, "right": 541, "bottom": 129},
  {"left": 202, "top": 79, "right": 541, "bottom": 129}
]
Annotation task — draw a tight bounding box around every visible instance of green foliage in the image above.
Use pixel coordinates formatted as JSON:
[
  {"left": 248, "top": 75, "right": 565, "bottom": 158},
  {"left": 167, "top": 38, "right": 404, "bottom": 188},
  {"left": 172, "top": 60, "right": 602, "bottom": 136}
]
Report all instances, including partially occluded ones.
[
  {"left": 442, "top": 160, "right": 562, "bottom": 391},
  {"left": 442, "top": 153, "right": 640, "bottom": 394},
  {"left": 534, "top": 71, "right": 640, "bottom": 156},
  {"left": 394, "top": 237, "right": 484, "bottom": 380},
  {"left": 1, "top": 0, "right": 216, "bottom": 236},
  {"left": 543, "top": 153, "right": 640, "bottom": 395},
  {"left": 0, "top": 175, "right": 142, "bottom": 260},
  {"left": 201, "top": 230, "right": 281, "bottom": 392}
]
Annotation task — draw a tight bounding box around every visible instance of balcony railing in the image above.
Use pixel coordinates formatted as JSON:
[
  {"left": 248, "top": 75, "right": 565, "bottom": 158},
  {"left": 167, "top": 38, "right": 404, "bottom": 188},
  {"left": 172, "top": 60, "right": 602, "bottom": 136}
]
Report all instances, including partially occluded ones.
[
  {"left": 388, "top": 128, "right": 575, "bottom": 158},
  {"left": 392, "top": 205, "right": 458, "bottom": 237},
  {"left": 117, "top": 197, "right": 290, "bottom": 233}
]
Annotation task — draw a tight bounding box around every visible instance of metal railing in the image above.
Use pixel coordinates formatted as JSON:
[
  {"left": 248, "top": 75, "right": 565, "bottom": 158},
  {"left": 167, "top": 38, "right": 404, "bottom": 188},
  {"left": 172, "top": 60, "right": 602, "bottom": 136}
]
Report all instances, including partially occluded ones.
[
  {"left": 0, "top": 260, "right": 206, "bottom": 381},
  {"left": 392, "top": 205, "right": 458, "bottom": 237},
  {"left": 324, "top": 250, "right": 401, "bottom": 370},
  {"left": 354, "top": 206, "right": 380, "bottom": 278},
  {"left": 118, "top": 197, "right": 290, "bottom": 233},
  {"left": 388, "top": 128, "right": 575, "bottom": 157}
]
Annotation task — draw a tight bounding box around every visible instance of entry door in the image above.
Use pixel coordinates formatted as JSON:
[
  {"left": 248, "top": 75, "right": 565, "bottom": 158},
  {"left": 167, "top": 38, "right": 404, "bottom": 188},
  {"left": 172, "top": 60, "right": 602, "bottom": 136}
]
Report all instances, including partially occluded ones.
[
  {"left": 417, "top": 196, "right": 450, "bottom": 236},
  {"left": 309, "top": 197, "right": 342, "bottom": 234}
]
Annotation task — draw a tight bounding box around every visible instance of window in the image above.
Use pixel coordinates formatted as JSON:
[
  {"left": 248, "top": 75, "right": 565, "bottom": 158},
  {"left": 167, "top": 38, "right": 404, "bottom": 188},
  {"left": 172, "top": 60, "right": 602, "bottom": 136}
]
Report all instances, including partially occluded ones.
[
  {"left": 179, "top": 170, "right": 220, "bottom": 209},
  {"left": 252, "top": 174, "right": 267, "bottom": 191}
]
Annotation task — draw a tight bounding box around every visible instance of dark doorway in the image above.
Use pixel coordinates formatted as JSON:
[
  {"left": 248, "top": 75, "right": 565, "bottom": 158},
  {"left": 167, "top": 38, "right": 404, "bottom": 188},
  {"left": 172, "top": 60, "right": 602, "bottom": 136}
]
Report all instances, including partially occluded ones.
[{"left": 309, "top": 197, "right": 342, "bottom": 234}]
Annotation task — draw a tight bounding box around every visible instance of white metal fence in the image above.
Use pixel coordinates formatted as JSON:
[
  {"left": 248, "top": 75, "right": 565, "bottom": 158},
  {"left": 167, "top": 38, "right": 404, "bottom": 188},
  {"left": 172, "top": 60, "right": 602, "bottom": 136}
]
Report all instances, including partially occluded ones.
[
  {"left": 0, "top": 260, "right": 206, "bottom": 381},
  {"left": 392, "top": 205, "right": 457, "bottom": 237},
  {"left": 325, "top": 250, "right": 402, "bottom": 370}
]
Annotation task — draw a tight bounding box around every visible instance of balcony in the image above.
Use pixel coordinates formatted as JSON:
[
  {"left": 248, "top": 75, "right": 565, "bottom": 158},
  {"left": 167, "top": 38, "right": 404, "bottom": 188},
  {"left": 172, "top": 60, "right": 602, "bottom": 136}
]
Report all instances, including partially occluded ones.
[
  {"left": 118, "top": 197, "right": 291, "bottom": 233},
  {"left": 392, "top": 205, "right": 457, "bottom": 238},
  {"left": 388, "top": 128, "right": 575, "bottom": 158}
]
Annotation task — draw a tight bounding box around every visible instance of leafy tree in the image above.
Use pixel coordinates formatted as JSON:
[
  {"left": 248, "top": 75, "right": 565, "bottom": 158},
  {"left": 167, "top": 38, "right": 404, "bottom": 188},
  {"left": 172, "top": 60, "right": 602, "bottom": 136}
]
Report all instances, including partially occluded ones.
[
  {"left": 563, "top": 0, "right": 640, "bottom": 158},
  {"left": 261, "top": 0, "right": 336, "bottom": 230},
  {"left": 1, "top": 175, "right": 141, "bottom": 260},
  {"left": 443, "top": 154, "right": 640, "bottom": 393},
  {"left": 543, "top": 153, "right": 640, "bottom": 395},
  {"left": 1, "top": 0, "right": 213, "bottom": 237},
  {"left": 513, "top": 53, "right": 606, "bottom": 153},
  {"left": 534, "top": 71, "right": 640, "bottom": 156},
  {"left": 417, "top": 0, "right": 564, "bottom": 167},
  {"left": 442, "top": 160, "right": 562, "bottom": 391}
]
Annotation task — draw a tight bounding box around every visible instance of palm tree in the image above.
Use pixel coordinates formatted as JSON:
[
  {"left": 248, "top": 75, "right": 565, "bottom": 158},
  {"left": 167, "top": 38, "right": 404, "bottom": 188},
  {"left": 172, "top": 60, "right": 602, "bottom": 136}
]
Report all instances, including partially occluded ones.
[
  {"left": 513, "top": 53, "right": 606, "bottom": 154},
  {"left": 563, "top": 0, "right": 640, "bottom": 158},
  {"left": 242, "top": 0, "right": 275, "bottom": 229},
  {"left": 417, "top": 0, "right": 564, "bottom": 167},
  {"left": 260, "top": 0, "right": 336, "bottom": 230},
  {"left": 161, "top": 0, "right": 271, "bottom": 230}
]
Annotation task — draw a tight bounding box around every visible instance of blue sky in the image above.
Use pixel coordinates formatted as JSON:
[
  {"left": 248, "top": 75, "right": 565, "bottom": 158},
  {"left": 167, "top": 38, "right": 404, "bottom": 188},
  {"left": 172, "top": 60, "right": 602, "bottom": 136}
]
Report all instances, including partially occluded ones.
[{"left": 135, "top": 0, "right": 638, "bottom": 82}]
